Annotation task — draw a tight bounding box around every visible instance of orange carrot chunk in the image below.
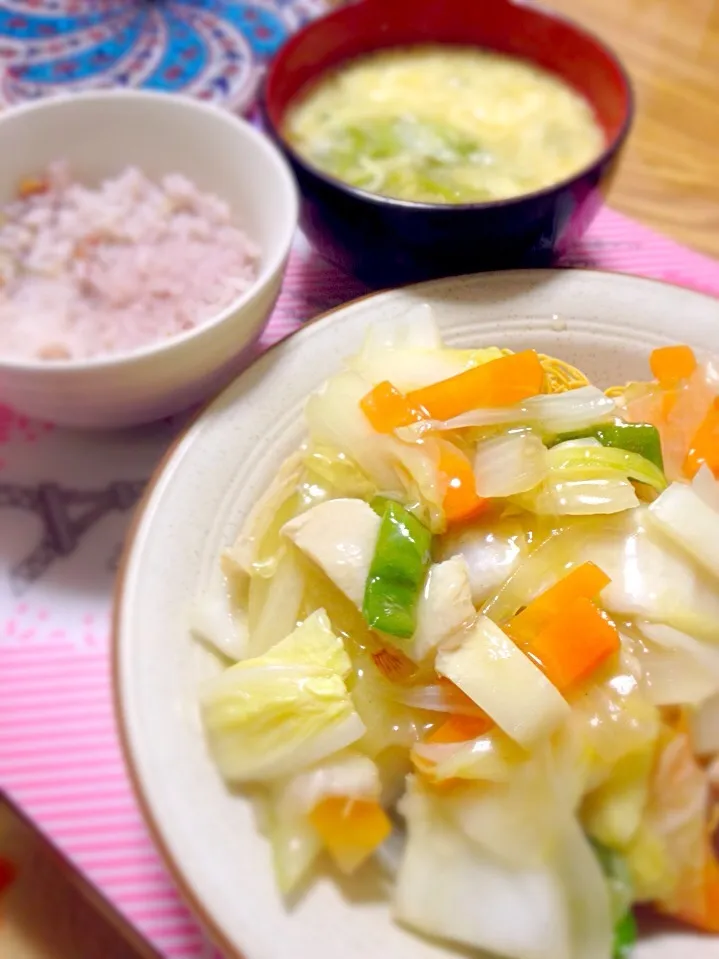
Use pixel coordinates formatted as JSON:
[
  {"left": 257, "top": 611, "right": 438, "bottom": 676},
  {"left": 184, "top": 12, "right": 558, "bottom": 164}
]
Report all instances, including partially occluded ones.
[
  {"left": 407, "top": 350, "right": 544, "bottom": 422},
  {"left": 650, "top": 345, "right": 697, "bottom": 388},
  {"left": 508, "top": 561, "right": 611, "bottom": 640},
  {"left": 427, "top": 712, "right": 494, "bottom": 744},
  {"left": 309, "top": 798, "right": 392, "bottom": 873},
  {"left": 527, "top": 596, "right": 620, "bottom": 691},
  {"left": 437, "top": 440, "right": 488, "bottom": 525},
  {"left": 683, "top": 397, "right": 719, "bottom": 479},
  {"left": 359, "top": 380, "right": 424, "bottom": 433}
]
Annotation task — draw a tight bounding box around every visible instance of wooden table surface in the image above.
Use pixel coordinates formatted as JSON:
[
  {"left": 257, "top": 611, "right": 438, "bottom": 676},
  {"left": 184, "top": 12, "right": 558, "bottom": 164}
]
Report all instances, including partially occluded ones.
[
  {"left": 545, "top": 0, "right": 719, "bottom": 259},
  {"left": 0, "top": 801, "right": 142, "bottom": 959}
]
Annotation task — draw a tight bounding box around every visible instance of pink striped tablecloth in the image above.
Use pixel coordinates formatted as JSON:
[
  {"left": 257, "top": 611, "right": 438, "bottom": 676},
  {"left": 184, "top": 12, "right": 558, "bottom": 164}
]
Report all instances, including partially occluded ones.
[{"left": 2, "top": 214, "right": 719, "bottom": 959}]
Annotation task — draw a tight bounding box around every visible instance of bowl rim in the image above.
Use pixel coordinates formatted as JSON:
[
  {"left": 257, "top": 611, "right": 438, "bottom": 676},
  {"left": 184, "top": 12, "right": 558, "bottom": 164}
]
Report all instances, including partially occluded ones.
[
  {"left": 112, "top": 267, "right": 717, "bottom": 959},
  {"left": 0, "top": 89, "right": 299, "bottom": 374},
  {"left": 262, "top": 0, "right": 634, "bottom": 214}
]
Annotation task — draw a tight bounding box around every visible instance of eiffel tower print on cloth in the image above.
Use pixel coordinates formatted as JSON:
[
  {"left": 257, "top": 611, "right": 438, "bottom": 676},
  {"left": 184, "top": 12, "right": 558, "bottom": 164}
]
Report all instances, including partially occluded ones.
[{"left": 0, "top": 480, "right": 145, "bottom": 593}]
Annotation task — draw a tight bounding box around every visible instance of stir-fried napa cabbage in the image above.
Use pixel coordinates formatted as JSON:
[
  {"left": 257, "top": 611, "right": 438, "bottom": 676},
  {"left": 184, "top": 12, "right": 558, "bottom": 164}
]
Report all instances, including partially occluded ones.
[
  {"left": 200, "top": 609, "right": 365, "bottom": 781},
  {"left": 194, "top": 318, "right": 719, "bottom": 958},
  {"left": 350, "top": 301, "right": 506, "bottom": 391},
  {"left": 395, "top": 775, "right": 612, "bottom": 959}
]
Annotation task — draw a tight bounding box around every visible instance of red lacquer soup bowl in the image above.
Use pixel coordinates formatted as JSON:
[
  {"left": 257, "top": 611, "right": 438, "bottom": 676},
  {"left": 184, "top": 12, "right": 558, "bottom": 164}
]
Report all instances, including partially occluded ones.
[{"left": 263, "top": 0, "right": 633, "bottom": 286}]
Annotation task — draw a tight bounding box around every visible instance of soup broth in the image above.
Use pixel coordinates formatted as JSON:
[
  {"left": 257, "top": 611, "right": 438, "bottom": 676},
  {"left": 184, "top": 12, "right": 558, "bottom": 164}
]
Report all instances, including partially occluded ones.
[{"left": 284, "top": 45, "right": 606, "bottom": 205}]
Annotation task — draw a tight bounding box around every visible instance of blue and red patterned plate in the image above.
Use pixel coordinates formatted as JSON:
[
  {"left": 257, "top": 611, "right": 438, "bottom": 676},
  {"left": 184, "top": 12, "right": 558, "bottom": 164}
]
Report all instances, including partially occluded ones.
[{"left": 0, "top": 0, "right": 327, "bottom": 112}]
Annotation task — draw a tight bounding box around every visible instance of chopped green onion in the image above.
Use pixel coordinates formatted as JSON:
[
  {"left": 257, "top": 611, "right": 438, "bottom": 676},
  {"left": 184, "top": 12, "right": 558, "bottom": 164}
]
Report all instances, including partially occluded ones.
[
  {"left": 362, "top": 501, "right": 432, "bottom": 640},
  {"left": 552, "top": 422, "right": 664, "bottom": 471}
]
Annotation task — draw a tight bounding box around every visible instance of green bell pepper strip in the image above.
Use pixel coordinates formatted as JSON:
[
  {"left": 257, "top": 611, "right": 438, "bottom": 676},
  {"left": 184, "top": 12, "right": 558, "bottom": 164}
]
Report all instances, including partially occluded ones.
[
  {"left": 591, "top": 841, "right": 638, "bottom": 959},
  {"left": 612, "top": 909, "right": 637, "bottom": 959},
  {"left": 552, "top": 422, "right": 664, "bottom": 471},
  {"left": 362, "top": 500, "right": 432, "bottom": 640},
  {"left": 369, "top": 495, "right": 396, "bottom": 518}
]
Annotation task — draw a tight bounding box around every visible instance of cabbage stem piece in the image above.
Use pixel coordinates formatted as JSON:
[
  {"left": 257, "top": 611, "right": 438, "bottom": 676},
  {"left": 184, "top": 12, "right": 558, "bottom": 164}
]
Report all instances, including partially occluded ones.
[
  {"left": 436, "top": 616, "right": 569, "bottom": 748},
  {"left": 474, "top": 430, "right": 549, "bottom": 498},
  {"left": 394, "top": 780, "right": 574, "bottom": 959},
  {"left": 648, "top": 481, "right": 719, "bottom": 579}
]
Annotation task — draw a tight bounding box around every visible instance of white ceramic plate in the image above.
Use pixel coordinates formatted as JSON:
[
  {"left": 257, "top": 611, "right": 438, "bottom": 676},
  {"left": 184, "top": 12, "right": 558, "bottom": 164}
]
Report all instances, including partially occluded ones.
[{"left": 115, "top": 270, "right": 719, "bottom": 959}]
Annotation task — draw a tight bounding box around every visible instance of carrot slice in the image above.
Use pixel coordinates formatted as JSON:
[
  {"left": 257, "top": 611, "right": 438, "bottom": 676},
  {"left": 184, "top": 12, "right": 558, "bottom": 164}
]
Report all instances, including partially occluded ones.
[
  {"left": 527, "top": 596, "right": 620, "bottom": 691},
  {"left": 309, "top": 798, "right": 392, "bottom": 873},
  {"left": 407, "top": 350, "right": 544, "bottom": 422},
  {"left": 18, "top": 176, "right": 48, "bottom": 199},
  {"left": 506, "top": 564, "right": 616, "bottom": 690},
  {"left": 359, "top": 352, "right": 544, "bottom": 433},
  {"left": 360, "top": 380, "right": 424, "bottom": 434},
  {"left": 437, "top": 439, "right": 488, "bottom": 525},
  {"left": 650, "top": 345, "right": 697, "bottom": 388},
  {"left": 684, "top": 397, "right": 719, "bottom": 479},
  {"left": 508, "top": 561, "right": 611, "bottom": 640},
  {"left": 427, "top": 712, "right": 494, "bottom": 744}
]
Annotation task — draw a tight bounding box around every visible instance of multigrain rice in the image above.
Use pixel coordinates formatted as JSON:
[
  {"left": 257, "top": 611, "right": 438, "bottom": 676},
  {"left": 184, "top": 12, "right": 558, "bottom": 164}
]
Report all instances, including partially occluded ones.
[{"left": 0, "top": 162, "right": 260, "bottom": 361}]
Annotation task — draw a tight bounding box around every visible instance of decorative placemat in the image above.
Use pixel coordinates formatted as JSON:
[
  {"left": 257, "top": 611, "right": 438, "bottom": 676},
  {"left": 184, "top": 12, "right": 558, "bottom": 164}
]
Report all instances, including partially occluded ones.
[
  {"left": 0, "top": 0, "right": 325, "bottom": 112},
  {"left": 1, "top": 213, "right": 718, "bottom": 959}
]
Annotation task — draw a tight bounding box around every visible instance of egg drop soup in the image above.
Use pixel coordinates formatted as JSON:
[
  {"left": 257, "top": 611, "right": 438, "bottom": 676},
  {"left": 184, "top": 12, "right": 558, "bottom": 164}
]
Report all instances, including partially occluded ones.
[{"left": 284, "top": 45, "right": 606, "bottom": 205}]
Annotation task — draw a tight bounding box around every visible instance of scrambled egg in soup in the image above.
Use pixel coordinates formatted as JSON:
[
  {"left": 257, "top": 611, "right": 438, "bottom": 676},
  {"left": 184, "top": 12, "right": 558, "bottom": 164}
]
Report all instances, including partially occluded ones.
[{"left": 284, "top": 46, "right": 605, "bottom": 204}]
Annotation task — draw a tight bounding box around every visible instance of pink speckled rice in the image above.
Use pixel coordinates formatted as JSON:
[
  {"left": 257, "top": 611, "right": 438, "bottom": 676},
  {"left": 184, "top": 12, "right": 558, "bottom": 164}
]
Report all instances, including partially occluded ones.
[{"left": 0, "top": 162, "right": 259, "bottom": 361}]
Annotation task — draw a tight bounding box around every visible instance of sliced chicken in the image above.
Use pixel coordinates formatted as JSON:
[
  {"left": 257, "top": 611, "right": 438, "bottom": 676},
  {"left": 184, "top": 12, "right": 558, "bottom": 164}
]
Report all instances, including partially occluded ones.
[
  {"left": 410, "top": 555, "right": 476, "bottom": 662},
  {"left": 282, "top": 498, "right": 381, "bottom": 607}
]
